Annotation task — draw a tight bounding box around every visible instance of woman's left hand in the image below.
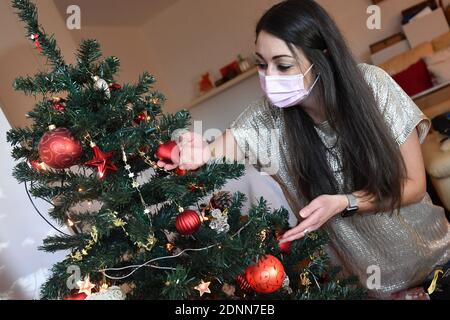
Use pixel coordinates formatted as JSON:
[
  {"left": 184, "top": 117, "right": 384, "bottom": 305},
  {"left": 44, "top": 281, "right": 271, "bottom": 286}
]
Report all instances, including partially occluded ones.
[{"left": 279, "top": 194, "right": 348, "bottom": 243}]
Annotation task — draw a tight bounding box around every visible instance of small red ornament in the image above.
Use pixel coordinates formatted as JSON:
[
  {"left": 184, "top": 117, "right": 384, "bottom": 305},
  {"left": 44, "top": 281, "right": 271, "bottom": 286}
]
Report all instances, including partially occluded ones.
[
  {"left": 245, "top": 255, "right": 285, "bottom": 294},
  {"left": 38, "top": 127, "right": 83, "bottom": 169},
  {"left": 278, "top": 241, "right": 292, "bottom": 255},
  {"left": 135, "top": 112, "right": 148, "bottom": 124},
  {"left": 188, "top": 183, "right": 204, "bottom": 192},
  {"left": 85, "top": 144, "right": 118, "bottom": 179},
  {"left": 49, "top": 97, "right": 66, "bottom": 111},
  {"left": 277, "top": 232, "right": 292, "bottom": 255},
  {"left": 236, "top": 274, "right": 253, "bottom": 293},
  {"left": 109, "top": 83, "right": 122, "bottom": 92},
  {"left": 63, "top": 292, "right": 87, "bottom": 300},
  {"left": 30, "top": 34, "right": 41, "bottom": 53},
  {"left": 52, "top": 102, "right": 66, "bottom": 111},
  {"left": 175, "top": 210, "right": 201, "bottom": 235},
  {"left": 175, "top": 168, "right": 188, "bottom": 176},
  {"left": 155, "top": 140, "right": 180, "bottom": 165}
]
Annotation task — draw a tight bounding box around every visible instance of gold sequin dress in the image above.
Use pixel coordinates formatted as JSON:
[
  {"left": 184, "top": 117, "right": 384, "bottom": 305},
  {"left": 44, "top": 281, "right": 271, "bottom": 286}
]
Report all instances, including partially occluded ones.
[{"left": 230, "top": 63, "right": 450, "bottom": 298}]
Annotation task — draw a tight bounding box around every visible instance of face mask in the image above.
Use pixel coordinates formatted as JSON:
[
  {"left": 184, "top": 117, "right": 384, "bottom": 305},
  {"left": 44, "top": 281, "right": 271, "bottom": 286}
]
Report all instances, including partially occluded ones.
[{"left": 259, "top": 64, "right": 320, "bottom": 108}]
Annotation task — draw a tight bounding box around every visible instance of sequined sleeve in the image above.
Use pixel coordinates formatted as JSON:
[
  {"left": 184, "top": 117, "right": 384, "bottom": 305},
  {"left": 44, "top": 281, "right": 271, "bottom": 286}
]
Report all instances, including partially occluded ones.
[
  {"left": 229, "top": 98, "right": 277, "bottom": 166},
  {"left": 359, "top": 63, "right": 431, "bottom": 145}
]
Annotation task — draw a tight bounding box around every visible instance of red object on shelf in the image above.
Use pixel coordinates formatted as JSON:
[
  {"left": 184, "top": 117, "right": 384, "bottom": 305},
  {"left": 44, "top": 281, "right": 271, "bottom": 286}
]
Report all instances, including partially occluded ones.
[
  {"left": 220, "top": 61, "right": 240, "bottom": 81},
  {"left": 392, "top": 59, "right": 433, "bottom": 96},
  {"left": 199, "top": 73, "right": 214, "bottom": 94}
]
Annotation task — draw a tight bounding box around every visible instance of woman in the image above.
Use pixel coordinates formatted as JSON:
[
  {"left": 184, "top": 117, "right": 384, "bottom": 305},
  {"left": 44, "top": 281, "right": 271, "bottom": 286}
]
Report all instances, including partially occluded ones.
[{"left": 158, "top": 0, "right": 450, "bottom": 298}]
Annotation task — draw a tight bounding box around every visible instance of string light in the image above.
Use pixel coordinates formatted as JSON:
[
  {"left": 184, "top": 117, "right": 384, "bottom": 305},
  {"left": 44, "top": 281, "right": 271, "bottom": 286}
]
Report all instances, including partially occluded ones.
[
  {"left": 165, "top": 243, "right": 174, "bottom": 252},
  {"left": 121, "top": 146, "right": 156, "bottom": 252},
  {"left": 67, "top": 218, "right": 80, "bottom": 234},
  {"left": 100, "top": 221, "right": 252, "bottom": 280}
]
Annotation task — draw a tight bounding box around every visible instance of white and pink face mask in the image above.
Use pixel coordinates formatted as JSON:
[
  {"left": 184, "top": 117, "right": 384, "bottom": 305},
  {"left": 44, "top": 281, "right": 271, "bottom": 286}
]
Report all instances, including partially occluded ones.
[{"left": 259, "top": 64, "right": 320, "bottom": 108}]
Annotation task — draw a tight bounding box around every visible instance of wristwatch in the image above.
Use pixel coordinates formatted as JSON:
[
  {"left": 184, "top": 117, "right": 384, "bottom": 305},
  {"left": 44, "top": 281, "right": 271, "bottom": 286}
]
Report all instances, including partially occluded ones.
[{"left": 341, "top": 193, "right": 359, "bottom": 218}]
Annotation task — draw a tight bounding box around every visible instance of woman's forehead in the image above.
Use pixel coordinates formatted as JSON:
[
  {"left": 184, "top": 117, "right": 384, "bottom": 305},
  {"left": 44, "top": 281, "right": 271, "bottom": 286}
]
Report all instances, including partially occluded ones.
[{"left": 256, "top": 31, "right": 305, "bottom": 60}]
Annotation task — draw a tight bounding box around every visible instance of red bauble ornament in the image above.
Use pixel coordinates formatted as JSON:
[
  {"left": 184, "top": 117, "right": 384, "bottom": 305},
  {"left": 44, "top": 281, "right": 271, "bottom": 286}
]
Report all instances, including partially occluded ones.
[
  {"left": 38, "top": 127, "right": 82, "bottom": 169},
  {"left": 277, "top": 232, "right": 292, "bottom": 255},
  {"left": 278, "top": 241, "right": 292, "bottom": 255},
  {"left": 63, "top": 292, "right": 87, "bottom": 300},
  {"left": 85, "top": 145, "right": 118, "bottom": 179},
  {"left": 109, "top": 83, "right": 122, "bottom": 92},
  {"left": 236, "top": 274, "right": 253, "bottom": 293},
  {"left": 52, "top": 102, "right": 65, "bottom": 111},
  {"left": 155, "top": 140, "right": 180, "bottom": 165},
  {"left": 175, "top": 168, "right": 188, "bottom": 176},
  {"left": 175, "top": 210, "right": 201, "bottom": 235},
  {"left": 245, "top": 255, "right": 285, "bottom": 294}
]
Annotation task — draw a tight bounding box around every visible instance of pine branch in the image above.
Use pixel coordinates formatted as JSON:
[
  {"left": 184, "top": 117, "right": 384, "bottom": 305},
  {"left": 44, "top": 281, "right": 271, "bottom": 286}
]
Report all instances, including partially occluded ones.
[
  {"left": 12, "top": 0, "right": 65, "bottom": 68},
  {"left": 76, "top": 39, "right": 102, "bottom": 68}
]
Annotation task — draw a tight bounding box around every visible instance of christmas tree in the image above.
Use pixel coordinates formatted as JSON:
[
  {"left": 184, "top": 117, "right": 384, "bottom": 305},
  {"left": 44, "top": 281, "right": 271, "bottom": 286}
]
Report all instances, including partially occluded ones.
[{"left": 6, "top": 0, "right": 364, "bottom": 300}]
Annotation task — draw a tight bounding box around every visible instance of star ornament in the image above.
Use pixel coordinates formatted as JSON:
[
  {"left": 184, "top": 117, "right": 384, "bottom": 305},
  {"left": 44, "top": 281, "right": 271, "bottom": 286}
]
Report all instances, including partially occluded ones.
[
  {"left": 85, "top": 145, "right": 118, "bottom": 179},
  {"left": 77, "top": 276, "right": 96, "bottom": 296},
  {"left": 194, "top": 280, "right": 211, "bottom": 297}
]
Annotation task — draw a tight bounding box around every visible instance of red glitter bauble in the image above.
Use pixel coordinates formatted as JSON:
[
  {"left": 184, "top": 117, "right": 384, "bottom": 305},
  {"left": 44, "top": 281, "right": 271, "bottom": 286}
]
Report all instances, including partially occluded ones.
[
  {"left": 175, "top": 210, "right": 201, "bottom": 235},
  {"left": 244, "top": 255, "right": 285, "bottom": 294},
  {"left": 38, "top": 128, "right": 82, "bottom": 169}
]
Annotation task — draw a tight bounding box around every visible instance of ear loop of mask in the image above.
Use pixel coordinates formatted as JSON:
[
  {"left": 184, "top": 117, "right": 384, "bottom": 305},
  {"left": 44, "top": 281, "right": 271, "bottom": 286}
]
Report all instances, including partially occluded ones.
[{"left": 307, "top": 73, "right": 321, "bottom": 94}]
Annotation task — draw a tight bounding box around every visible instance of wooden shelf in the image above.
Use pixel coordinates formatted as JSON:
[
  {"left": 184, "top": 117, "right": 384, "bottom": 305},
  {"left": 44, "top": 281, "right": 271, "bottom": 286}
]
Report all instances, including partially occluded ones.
[{"left": 186, "top": 67, "right": 258, "bottom": 109}]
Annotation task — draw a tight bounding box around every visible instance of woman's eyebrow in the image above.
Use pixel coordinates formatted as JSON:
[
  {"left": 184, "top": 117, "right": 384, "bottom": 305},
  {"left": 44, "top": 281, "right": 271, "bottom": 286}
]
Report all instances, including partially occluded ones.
[{"left": 255, "top": 52, "right": 294, "bottom": 61}]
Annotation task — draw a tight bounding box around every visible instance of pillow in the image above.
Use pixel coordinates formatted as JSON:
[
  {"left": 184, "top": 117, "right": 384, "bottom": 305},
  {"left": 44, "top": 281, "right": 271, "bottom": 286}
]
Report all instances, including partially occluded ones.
[
  {"left": 392, "top": 59, "right": 433, "bottom": 96},
  {"left": 424, "top": 48, "right": 450, "bottom": 85}
]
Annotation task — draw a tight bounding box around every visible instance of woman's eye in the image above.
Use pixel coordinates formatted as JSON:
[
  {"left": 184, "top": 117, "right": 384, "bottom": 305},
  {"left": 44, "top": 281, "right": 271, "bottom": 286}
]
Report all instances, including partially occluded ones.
[
  {"left": 255, "top": 63, "right": 267, "bottom": 69},
  {"left": 277, "top": 65, "right": 292, "bottom": 71}
]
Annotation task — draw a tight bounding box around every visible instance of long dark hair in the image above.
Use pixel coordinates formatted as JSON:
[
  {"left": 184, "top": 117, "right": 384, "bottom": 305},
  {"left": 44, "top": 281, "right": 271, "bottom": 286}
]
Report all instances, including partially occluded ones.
[{"left": 256, "top": 0, "right": 406, "bottom": 212}]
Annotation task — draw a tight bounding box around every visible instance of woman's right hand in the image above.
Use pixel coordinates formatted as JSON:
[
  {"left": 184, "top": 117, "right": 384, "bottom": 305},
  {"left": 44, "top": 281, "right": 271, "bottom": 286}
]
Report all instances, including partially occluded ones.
[{"left": 156, "top": 132, "right": 211, "bottom": 171}]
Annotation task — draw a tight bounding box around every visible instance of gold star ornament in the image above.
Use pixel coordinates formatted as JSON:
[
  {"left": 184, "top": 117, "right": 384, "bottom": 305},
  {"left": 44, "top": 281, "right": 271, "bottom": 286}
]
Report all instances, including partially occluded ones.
[
  {"left": 77, "top": 276, "right": 96, "bottom": 296},
  {"left": 194, "top": 280, "right": 211, "bottom": 297}
]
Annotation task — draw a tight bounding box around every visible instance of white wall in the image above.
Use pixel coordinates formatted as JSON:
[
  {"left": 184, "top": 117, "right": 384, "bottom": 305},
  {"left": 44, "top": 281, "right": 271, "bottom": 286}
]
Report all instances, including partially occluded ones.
[
  {"left": 0, "top": 108, "right": 68, "bottom": 299},
  {"left": 141, "top": 0, "right": 278, "bottom": 114},
  {"left": 0, "top": 0, "right": 78, "bottom": 128}
]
